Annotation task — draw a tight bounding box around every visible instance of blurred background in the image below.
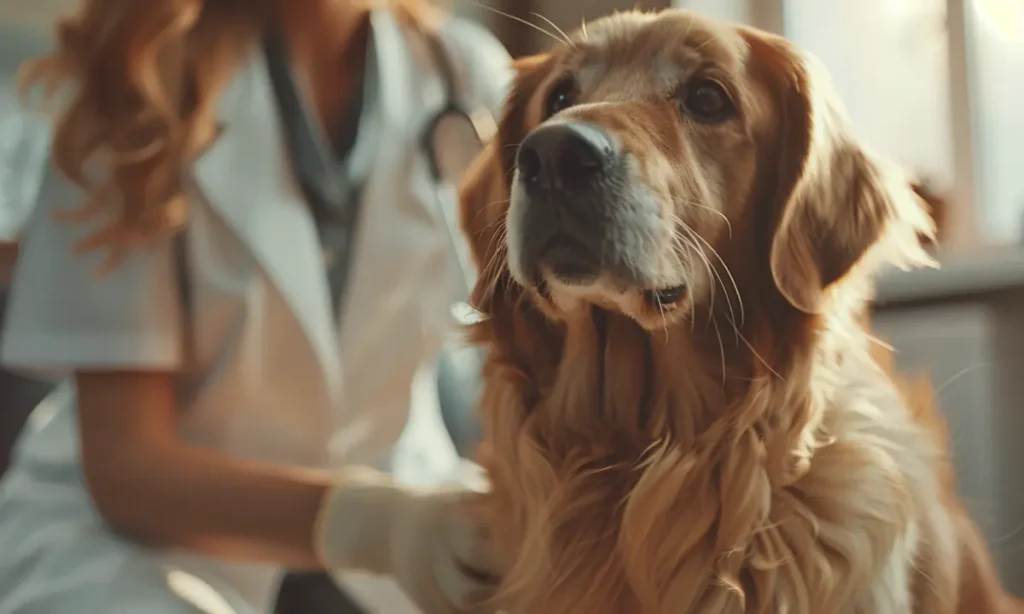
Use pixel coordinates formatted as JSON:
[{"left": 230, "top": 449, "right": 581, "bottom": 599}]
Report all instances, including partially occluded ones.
[{"left": 1, "top": 0, "right": 1023, "bottom": 596}]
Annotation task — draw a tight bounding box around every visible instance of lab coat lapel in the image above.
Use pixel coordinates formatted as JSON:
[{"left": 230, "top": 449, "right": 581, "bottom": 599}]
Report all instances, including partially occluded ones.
[
  {"left": 192, "top": 50, "right": 343, "bottom": 402},
  {"left": 336, "top": 11, "right": 448, "bottom": 353}
]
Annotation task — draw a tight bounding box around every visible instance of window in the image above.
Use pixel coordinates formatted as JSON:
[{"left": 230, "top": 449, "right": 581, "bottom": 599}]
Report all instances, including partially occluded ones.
[
  {"left": 676, "top": 0, "right": 1024, "bottom": 251},
  {"left": 785, "top": 0, "right": 954, "bottom": 190},
  {"left": 969, "top": 0, "right": 1024, "bottom": 244}
]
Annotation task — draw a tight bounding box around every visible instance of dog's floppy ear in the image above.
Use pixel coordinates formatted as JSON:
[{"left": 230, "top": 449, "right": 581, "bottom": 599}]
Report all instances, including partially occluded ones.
[
  {"left": 748, "top": 34, "right": 935, "bottom": 313},
  {"left": 459, "top": 53, "right": 551, "bottom": 314}
]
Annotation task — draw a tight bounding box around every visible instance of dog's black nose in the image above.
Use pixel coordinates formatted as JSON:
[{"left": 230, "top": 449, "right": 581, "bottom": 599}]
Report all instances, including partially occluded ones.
[{"left": 517, "top": 122, "right": 615, "bottom": 192}]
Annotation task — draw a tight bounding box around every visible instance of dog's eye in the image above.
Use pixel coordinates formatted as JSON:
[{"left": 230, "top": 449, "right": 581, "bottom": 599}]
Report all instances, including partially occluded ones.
[
  {"left": 545, "top": 77, "right": 578, "bottom": 118},
  {"left": 679, "top": 79, "right": 735, "bottom": 123}
]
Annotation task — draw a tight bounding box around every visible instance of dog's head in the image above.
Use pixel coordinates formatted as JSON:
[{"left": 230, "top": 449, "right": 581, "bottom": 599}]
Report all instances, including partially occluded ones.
[{"left": 462, "top": 10, "right": 933, "bottom": 334}]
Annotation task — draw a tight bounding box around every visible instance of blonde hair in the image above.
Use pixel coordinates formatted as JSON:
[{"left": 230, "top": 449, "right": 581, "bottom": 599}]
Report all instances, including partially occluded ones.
[{"left": 21, "top": 0, "right": 439, "bottom": 262}]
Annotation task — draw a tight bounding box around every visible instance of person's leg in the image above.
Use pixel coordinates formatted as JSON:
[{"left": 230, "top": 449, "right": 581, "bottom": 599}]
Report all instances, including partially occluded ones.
[
  {"left": 0, "top": 503, "right": 264, "bottom": 614},
  {"left": 99, "top": 562, "right": 260, "bottom": 614},
  {"left": 0, "top": 553, "right": 262, "bottom": 614}
]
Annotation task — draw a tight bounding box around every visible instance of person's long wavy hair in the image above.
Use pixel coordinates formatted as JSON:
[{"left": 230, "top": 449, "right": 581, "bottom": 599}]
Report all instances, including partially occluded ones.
[{"left": 21, "top": 0, "right": 439, "bottom": 266}]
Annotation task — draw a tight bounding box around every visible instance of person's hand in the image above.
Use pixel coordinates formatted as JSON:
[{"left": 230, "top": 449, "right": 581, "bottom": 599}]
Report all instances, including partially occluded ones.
[{"left": 314, "top": 466, "right": 501, "bottom": 614}]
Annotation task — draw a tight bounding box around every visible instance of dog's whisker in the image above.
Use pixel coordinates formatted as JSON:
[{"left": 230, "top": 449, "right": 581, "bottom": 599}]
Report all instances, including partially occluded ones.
[
  {"left": 658, "top": 222, "right": 690, "bottom": 284},
  {"left": 670, "top": 238, "right": 701, "bottom": 332},
  {"left": 469, "top": 199, "right": 511, "bottom": 232},
  {"left": 691, "top": 36, "right": 716, "bottom": 54},
  {"left": 529, "top": 12, "right": 576, "bottom": 49},
  {"left": 685, "top": 229, "right": 743, "bottom": 326},
  {"left": 655, "top": 295, "right": 670, "bottom": 343},
  {"left": 481, "top": 225, "right": 507, "bottom": 274},
  {"left": 685, "top": 226, "right": 746, "bottom": 328},
  {"left": 934, "top": 362, "right": 991, "bottom": 397},
  {"left": 723, "top": 313, "right": 783, "bottom": 381},
  {"left": 865, "top": 333, "right": 894, "bottom": 353},
  {"left": 710, "top": 313, "right": 727, "bottom": 386},
  {"left": 483, "top": 198, "right": 511, "bottom": 209},
  {"left": 669, "top": 234, "right": 704, "bottom": 332},
  {"left": 479, "top": 210, "right": 511, "bottom": 234},
  {"left": 463, "top": 1, "right": 569, "bottom": 48},
  {"left": 670, "top": 215, "right": 716, "bottom": 324},
  {"left": 678, "top": 222, "right": 737, "bottom": 332},
  {"left": 478, "top": 227, "right": 511, "bottom": 300},
  {"left": 676, "top": 198, "right": 733, "bottom": 239}
]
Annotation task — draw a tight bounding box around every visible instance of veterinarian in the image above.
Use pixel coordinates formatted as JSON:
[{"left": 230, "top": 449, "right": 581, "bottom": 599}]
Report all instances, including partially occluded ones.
[{"left": 0, "top": 0, "right": 511, "bottom": 613}]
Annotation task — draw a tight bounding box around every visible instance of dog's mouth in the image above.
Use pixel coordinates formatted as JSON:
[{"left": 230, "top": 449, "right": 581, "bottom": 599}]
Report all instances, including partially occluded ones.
[
  {"left": 522, "top": 234, "right": 691, "bottom": 323},
  {"left": 643, "top": 285, "right": 688, "bottom": 309},
  {"left": 535, "top": 277, "right": 688, "bottom": 310},
  {"left": 539, "top": 235, "right": 601, "bottom": 282}
]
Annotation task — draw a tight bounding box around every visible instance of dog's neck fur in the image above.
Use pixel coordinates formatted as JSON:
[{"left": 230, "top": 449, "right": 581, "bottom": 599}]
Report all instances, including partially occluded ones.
[{"left": 474, "top": 277, "right": 948, "bottom": 613}]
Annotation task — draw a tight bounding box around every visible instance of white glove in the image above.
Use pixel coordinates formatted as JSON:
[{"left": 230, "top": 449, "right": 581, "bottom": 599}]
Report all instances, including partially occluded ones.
[{"left": 313, "top": 466, "right": 500, "bottom": 614}]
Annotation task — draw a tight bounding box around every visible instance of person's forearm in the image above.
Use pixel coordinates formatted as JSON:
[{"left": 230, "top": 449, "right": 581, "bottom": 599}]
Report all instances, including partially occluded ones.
[{"left": 86, "top": 439, "right": 333, "bottom": 569}]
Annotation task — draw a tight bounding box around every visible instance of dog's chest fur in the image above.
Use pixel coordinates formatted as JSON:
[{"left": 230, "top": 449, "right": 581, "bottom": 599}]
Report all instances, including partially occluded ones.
[{"left": 478, "top": 349, "right": 951, "bottom": 614}]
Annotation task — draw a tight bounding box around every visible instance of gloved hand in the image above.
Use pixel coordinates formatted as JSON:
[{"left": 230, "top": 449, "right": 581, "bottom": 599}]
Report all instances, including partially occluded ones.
[{"left": 314, "top": 465, "right": 500, "bottom": 614}]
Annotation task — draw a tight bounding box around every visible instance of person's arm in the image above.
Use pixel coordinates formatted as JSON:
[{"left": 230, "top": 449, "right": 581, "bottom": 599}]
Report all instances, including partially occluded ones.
[
  {"left": 76, "top": 369, "right": 331, "bottom": 569},
  {"left": 1, "top": 170, "right": 330, "bottom": 568},
  {"left": 76, "top": 365, "right": 499, "bottom": 606},
  {"left": 3, "top": 169, "right": 499, "bottom": 612}
]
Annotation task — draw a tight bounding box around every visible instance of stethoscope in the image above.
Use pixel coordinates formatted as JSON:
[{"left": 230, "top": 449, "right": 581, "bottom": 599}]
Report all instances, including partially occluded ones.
[
  {"left": 419, "top": 30, "right": 497, "bottom": 305},
  {"left": 175, "top": 28, "right": 498, "bottom": 400},
  {"left": 263, "top": 24, "right": 496, "bottom": 323},
  {"left": 419, "top": 32, "right": 498, "bottom": 453}
]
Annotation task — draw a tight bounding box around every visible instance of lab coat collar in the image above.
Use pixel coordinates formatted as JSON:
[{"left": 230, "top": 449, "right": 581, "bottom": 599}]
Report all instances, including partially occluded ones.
[{"left": 192, "top": 9, "right": 429, "bottom": 403}]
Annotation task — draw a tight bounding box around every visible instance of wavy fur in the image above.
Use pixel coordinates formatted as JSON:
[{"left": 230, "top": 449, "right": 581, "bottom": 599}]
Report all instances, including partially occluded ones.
[{"left": 460, "top": 10, "right": 1021, "bottom": 614}]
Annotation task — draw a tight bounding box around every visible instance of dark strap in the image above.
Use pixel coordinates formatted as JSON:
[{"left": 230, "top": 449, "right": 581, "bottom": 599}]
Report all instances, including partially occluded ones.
[
  {"left": 419, "top": 27, "right": 470, "bottom": 183},
  {"left": 175, "top": 28, "right": 372, "bottom": 386},
  {"left": 263, "top": 28, "right": 367, "bottom": 216},
  {"left": 177, "top": 24, "right": 465, "bottom": 353},
  {"left": 418, "top": 29, "right": 483, "bottom": 298},
  {"left": 263, "top": 27, "right": 369, "bottom": 318}
]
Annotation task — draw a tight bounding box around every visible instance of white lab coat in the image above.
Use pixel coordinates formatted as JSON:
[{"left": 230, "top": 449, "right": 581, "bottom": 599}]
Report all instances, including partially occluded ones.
[{"left": 0, "top": 10, "right": 511, "bottom": 614}]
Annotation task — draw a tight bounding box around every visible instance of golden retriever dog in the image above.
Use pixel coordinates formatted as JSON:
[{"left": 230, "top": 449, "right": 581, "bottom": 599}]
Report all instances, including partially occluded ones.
[{"left": 456, "top": 9, "right": 1022, "bottom": 614}]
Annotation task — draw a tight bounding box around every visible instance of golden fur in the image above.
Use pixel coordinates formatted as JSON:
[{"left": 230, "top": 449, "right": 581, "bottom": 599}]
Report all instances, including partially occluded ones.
[
  {"left": 458, "top": 10, "right": 1022, "bottom": 613},
  {"left": 19, "top": 0, "right": 436, "bottom": 267}
]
